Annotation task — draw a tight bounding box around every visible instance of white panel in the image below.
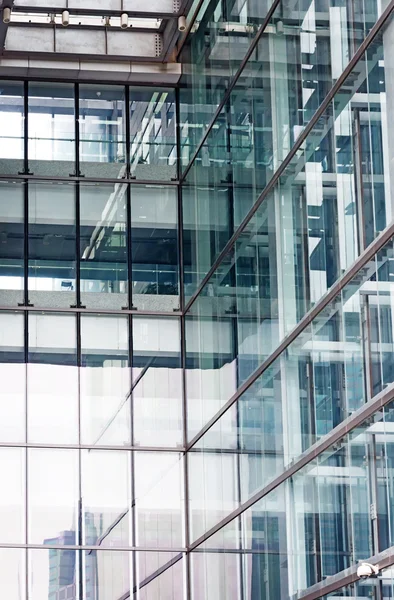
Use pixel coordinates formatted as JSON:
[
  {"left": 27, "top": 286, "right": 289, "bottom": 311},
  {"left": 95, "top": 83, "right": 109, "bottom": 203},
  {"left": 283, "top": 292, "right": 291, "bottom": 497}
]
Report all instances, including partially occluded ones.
[
  {"left": 0, "top": 313, "right": 23, "bottom": 348},
  {"left": 29, "top": 314, "right": 76, "bottom": 351},
  {"left": 6, "top": 27, "right": 54, "bottom": 52},
  {"left": 81, "top": 315, "right": 128, "bottom": 352},
  {"left": 56, "top": 28, "right": 105, "bottom": 55},
  {"left": 133, "top": 317, "right": 180, "bottom": 353}
]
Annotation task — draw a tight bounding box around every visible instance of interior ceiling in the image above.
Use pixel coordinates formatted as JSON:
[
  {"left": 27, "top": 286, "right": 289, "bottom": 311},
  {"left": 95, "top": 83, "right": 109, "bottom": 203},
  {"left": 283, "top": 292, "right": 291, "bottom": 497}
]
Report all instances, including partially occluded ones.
[{"left": 0, "top": 0, "right": 193, "bottom": 82}]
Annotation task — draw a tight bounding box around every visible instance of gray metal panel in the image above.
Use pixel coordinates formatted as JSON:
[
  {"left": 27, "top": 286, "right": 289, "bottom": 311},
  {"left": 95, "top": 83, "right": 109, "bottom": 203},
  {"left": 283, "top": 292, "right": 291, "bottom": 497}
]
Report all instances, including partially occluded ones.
[
  {"left": 13, "top": 0, "right": 64, "bottom": 5},
  {"left": 68, "top": 0, "right": 122, "bottom": 9},
  {"left": 56, "top": 27, "right": 105, "bottom": 54},
  {"left": 124, "top": 0, "right": 175, "bottom": 12},
  {"left": 6, "top": 25, "right": 54, "bottom": 51},
  {"left": 107, "top": 30, "right": 159, "bottom": 57}
]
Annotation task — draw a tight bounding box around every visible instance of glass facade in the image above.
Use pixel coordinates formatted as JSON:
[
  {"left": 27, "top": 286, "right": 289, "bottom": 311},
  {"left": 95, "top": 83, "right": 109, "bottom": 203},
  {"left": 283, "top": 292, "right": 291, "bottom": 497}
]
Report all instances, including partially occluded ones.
[{"left": 1, "top": 0, "right": 394, "bottom": 597}]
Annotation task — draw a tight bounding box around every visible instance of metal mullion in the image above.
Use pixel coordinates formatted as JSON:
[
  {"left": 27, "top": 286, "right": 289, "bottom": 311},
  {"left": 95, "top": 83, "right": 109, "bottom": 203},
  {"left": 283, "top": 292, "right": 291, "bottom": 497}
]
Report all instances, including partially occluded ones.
[
  {"left": 76, "top": 310, "right": 83, "bottom": 600},
  {"left": 75, "top": 82, "right": 80, "bottom": 177},
  {"left": 129, "top": 314, "right": 137, "bottom": 594},
  {"left": 22, "top": 180, "right": 29, "bottom": 307},
  {"left": 127, "top": 183, "right": 134, "bottom": 310},
  {"left": 75, "top": 181, "right": 82, "bottom": 308},
  {"left": 24, "top": 306, "right": 28, "bottom": 600},
  {"left": 175, "top": 88, "right": 184, "bottom": 313},
  {"left": 180, "top": 314, "right": 191, "bottom": 600}
]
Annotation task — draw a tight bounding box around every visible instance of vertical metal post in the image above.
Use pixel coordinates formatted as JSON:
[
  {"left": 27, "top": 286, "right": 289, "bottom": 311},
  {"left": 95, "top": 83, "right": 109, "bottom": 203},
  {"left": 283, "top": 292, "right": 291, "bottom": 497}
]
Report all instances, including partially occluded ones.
[
  {"left": 175, "top": 88, "right": 184, "bottom": 312},
  {"left": 129, "top": 314, "right": 137, "bottom": 598},
  {"left": 180, "top": 312, "right": 191, "bottom": 600},
  {"left": 75, "top": 83, "right": 81, "bottom": 178},
  {"left": 125, "top": 86, "right": 134, "bottom": 310},
  {"left": 22, "top": 81, "right": 30, "bottom": 307}
]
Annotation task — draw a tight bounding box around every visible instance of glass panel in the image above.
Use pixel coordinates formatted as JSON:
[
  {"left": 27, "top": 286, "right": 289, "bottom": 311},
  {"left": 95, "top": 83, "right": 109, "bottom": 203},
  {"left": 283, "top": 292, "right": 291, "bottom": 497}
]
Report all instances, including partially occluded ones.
[
  {"left": 80, "top": 182, "right": 128, "bottom": 310},
  {"left": 134, "top": 452, "right": 184, "bottom": 548},
  {"left": 80, "top": 314, "right": 130, "bottom": 446},
  {"left": 85, "top": 549, "right": 132, "bottom": 600},
  {"left": 0, "top": 549, "right": 25, "bottom": 600},
  {"left": 28, "top": 313, "right": 78, "bottom": 444},
  {"left": 29, "top": 549, "right": 79, "bottom": 600},
  {"left": 132, "top": 316, "right": 183, "bottom": 448},
  {"left": 0, "top": 448, "right": 24, "bottom": 543},
  {"left": 131, "top": 184, "right": 179, "bottom": 311},
  {"left": 191, "top": 551, "right": 241, "bottom": 600},
  {"left": 28, "top": 82, "right": 75, "bottom": 177},
  {"left": 79, "top": 84, "right": 126, "bottom": 178},
  {"left": 28, "top": 448, "right": 78, "bottom": 545},
  {"left": 0, "top": 181, "right": 24, "bottom": 306},
  {"left": 0, "top": 80, "right": 24, "bottom": 175},
  {"left": 129, "top": 88, "right": 177, "bottom": 181},
  {"left": 81, "top": 450, "right": 131, "bottom": 546},
  {"left": 0, "top": 312, "right": 25, "bottom": 442},
  {"left": 137, "top": 553, "right": 185, "bottom": 600},
  {"left": 28, "top": 181, "right": 76, "bottom": 308}
]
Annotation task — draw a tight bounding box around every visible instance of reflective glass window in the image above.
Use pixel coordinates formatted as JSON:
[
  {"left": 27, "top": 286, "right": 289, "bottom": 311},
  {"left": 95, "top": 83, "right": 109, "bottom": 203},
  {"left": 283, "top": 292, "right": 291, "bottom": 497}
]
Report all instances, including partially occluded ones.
[
  {"left": 0, "top": 448, "right": 25, "bottom": 544},
  {"left": 132, "top": 317, "right": 183, "bottom": 448},
  {"left": 80, "top": 182, "right": 128, "bottom": 310},
  {"left": 79, "top": 84, "right": 126, "bottom": 178},
  {"left": 137, "top": 552, "right": 185, "bottom": 599},
  {"left": 80, "top": 314, "right": 130, "bottom": 446},
  {"left": 134, "top": 452, "right": 184, "bottom": 548},
  {"left": 131, "top": 184, "right": 179, "bottom": 311},
  {"left": 29, "top": 549, "right": 79, "bottom": 600},
  {"left": 28, "top": 448, "right": 78, "bottom": 545},
  {"left": 81, "top": 450, "right": 131, "bottom": 546},
  {"left": 0, "top": 80, "right": 24, "bottom": 175},
  {"left": 0, "top": 312, "right": 25, "bottom": 443},
  {"left": 28, "top": 181, "right": 76, "bottom": 308},
  {"left": 28, "top": 82, "right": 75, "bottom": 177},
  {"left": 86, "top": 549, "right": 132, "bottom": 600},
  {"left": 27, "top": 313, "right": 78, "bottom": 444},
  {"left": 129, "top": 88, "right": 177, "bottom": 181},
  {"left": 0, "top": 181, "right": 24, "bottom": 306}
]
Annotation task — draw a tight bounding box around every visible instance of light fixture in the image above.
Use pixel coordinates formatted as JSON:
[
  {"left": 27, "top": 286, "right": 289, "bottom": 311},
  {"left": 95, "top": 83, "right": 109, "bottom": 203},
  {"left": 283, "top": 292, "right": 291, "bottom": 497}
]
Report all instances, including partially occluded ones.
[
  {"left": 2, "top": 7, "right": 11, "bottom": 24},
  {"left": 178, "top": 15, "right": 186, "bottom": 32},
  {"left": 120, "top": 12, "right": 128, "bottom": 29},
  {"left": 62, "top": 10, "right": 70, "bottom": 27}
]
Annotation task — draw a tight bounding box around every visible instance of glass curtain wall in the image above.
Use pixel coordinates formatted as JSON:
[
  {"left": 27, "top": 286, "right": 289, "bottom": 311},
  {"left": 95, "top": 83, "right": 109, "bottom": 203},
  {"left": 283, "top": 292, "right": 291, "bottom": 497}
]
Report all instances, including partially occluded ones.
[
  {"left": 0, "top": 79, "right": 184, "bottom": 600},
  {"left": 180, "top": 0, "right": 394, "bottom": 598},
  {"left": 1, "top": 0, "right": 394, "bottom": 595}
]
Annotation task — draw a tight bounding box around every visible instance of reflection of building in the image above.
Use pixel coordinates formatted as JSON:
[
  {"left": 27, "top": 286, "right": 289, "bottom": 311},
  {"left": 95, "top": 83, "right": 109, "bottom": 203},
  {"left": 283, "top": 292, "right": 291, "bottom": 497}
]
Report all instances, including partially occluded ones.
[{"left": 44, "top": 533, "right": 77, "bottom": 600}]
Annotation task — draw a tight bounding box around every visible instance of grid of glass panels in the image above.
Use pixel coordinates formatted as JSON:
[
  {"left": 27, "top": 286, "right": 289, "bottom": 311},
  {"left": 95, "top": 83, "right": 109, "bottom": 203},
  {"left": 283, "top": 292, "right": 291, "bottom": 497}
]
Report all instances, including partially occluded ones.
[{"left": 1, "top": 0, "right": 394, "bottom": 595}]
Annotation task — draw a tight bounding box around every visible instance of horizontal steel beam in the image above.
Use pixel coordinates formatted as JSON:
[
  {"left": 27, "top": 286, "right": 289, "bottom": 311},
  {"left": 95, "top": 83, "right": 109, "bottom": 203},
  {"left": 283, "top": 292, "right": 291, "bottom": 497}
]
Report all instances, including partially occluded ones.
[
  {"left": 12, "top": 0, "right": 178, "bottom": 16},
  {"left": 12, "top": 4, "right": 179, "bottom": 18}
]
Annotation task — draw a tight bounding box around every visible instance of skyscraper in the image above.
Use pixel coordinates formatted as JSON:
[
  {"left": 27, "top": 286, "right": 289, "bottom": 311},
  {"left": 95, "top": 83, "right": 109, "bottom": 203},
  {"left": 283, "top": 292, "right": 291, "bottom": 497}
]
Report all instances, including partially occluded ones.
[{"left": 0, "top": 0, "right": 394, "bottom": 598}]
